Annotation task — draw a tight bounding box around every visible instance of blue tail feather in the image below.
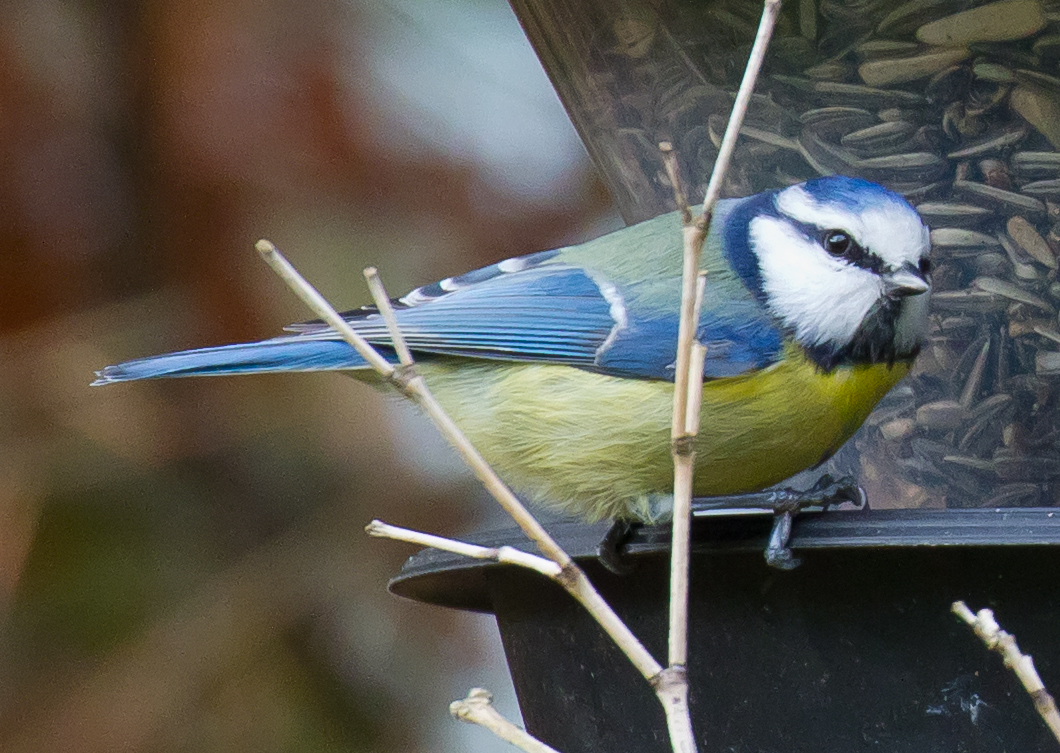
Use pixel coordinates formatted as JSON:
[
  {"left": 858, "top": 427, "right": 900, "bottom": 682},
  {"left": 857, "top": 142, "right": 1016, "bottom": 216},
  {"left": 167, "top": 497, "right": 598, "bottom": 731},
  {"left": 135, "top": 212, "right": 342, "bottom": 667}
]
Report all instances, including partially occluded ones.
[{"left": 91, "top": 338, "right": 375, "bottom": 385}]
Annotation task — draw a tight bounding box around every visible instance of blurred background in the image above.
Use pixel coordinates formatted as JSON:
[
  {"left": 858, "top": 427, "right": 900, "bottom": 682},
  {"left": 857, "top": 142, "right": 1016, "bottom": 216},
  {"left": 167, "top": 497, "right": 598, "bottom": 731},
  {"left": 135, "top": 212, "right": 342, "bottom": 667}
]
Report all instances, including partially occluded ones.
[{"left": 0, "top": 0, "right": 618, "bottom": 750}]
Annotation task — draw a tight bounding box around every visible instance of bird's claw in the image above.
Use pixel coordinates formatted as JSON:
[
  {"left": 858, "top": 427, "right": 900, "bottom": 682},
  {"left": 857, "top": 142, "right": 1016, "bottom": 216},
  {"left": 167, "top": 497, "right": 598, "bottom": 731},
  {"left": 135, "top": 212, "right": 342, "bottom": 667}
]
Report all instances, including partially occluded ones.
[
  {"left": 766, "top": 511, "right": 800, "bottom": 570},
  {"left": 763, "top": 475, "right": 867, "bottom": 570},
  {"left": 596, "top": 519, "right": 639, "bottom": 575}
]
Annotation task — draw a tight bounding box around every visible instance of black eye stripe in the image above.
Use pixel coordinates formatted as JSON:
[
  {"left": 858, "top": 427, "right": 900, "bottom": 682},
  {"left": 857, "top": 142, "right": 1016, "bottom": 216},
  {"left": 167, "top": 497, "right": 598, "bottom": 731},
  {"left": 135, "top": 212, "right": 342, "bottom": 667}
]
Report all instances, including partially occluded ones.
[{"left": 785, "top": 218, "right": 886, "bottom": 273}]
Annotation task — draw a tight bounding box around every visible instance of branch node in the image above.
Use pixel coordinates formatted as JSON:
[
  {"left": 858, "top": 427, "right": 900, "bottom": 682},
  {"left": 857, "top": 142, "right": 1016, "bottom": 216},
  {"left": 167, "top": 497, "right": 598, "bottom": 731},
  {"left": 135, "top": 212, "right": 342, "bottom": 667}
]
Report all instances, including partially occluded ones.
[
  {"left": 555, "top": 562, "right": 580, "bottom": 591},
  {"left": 671, "top": 436, "right": 696, "bottom": 457},
  {"left": 652, "top": 664, "right": 689, "bottom": 693},
  {"left": 1033, "top": 688, "right": 1058, "bottom": 715},
  {"left": 450, "top": 688, "right": 562, "bottom": 753},
  {"left": 450, "top": 687, "right": 493, "bottom": 720},
  {"left": 388, "top": 363, "right": 418, "bottom": 391}
]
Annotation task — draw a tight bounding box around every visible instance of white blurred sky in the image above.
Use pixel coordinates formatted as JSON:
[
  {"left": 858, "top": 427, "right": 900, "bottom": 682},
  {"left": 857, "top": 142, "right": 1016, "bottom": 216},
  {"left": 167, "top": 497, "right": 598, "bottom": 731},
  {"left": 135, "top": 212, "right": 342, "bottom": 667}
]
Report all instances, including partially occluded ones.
[{"left": 353, "top": 0, "right": 597, "bottom": 204}]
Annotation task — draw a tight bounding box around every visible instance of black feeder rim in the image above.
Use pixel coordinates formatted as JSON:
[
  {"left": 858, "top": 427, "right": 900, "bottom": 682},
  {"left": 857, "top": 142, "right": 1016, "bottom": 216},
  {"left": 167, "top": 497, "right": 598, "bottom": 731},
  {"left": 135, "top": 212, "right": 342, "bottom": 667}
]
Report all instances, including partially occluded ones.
[{"left": 389, "top": 508, "right": 1060, "bottom": 613}]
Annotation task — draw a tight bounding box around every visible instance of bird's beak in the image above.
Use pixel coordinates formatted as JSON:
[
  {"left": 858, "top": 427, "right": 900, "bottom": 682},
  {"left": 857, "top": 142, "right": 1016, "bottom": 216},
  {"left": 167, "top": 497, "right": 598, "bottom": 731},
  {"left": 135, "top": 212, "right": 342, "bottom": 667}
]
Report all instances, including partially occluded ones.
[{"left": 883, "top": 264, "right": 930, "bottom": 298}]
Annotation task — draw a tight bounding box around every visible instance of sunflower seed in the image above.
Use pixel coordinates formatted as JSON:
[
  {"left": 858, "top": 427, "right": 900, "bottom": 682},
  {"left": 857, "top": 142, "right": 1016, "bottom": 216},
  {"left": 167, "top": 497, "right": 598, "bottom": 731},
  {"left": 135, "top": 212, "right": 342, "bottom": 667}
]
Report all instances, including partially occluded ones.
[
  {"left": 916, "top": 0, "right": 1046, "bottom": 46},
  {"left": 925, "top": 65, "right": 975, "bottom": 104},
  {"left": 943, "top": 455, "right": 998, "bottom": 470},
  {"left": 916, "top": 202, "right": 993, "bottom": 227},
  {"left": 1013, "top": 151, "right": 1060, "bottom": 180},
  {"left": 813, "top": 81, "right": 930, "bottom": 106},
  {"left": 855, "top": 39, "right": 921, "bottom": 59},
  {"left": 1033, "top": 323, "right": 1060, "bottom": 344},
  {"left": 932, "top": 289, "right": 1010, "bottom": 312},
  {"left": 931, "top": 227, "right": 1003, "bottom": 250},
  {"left": 880, "top": 417, "right": 916, "bottom": 440},
  {"left": 841, "top": 121, "right": 917, "bottom": 153},
  {"left": 856, "top": 152, "right": 950, "bottom": 182},
  {"left": 999, "top": 231, "right": 1042, "bottom": 279},
  {"left": 800, "top": 106, "right": 879, "bottom": 132},
  {"left": 960, "top": 338, "right": 992, "bottom": 408},
  {"left": 1036, "top": 350, "right": 1060, "bottom": 373},
  {"left": 917, "top": 399, "right": 969, "bottom": 429},
  {"left": 972, "top": 61, "right": 1016, "bottom": 82},
  {"left": 973, "top": 275, "right": 1054, "bottom": 310},
  {"left": 1007, "top": 215, "right": 1058, "bottom": 267},
  {"left": 1010, "top": 84, "right": 1060, "bottom": 149},
  {"left": 805, "top": 61, "right": 852, "bottom": 80},
  {"left": 859, "top": 48, "right": 971, "bottom": 87},
  {"left": 1009, "top": 318, "right": 1051, "bottom": 336},
  {"left": 953, "top": 179, "right": 1047, "bottom": 215},
  {"left": 901, "top": 180, "right": 951, "bottom": 201},
  {"left": 1020, "top": 179, "right": 1060, "bottom": 199},
  {"left": 946, "top": 127, "right": 1028, "bottom": 158}
]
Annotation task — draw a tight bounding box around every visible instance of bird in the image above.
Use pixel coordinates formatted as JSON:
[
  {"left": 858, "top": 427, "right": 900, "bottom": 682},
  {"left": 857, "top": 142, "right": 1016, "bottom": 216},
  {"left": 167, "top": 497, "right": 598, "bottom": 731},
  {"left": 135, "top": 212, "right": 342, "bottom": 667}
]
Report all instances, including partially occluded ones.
[{"left": 94, "top": 176, "right": 932, "bottom": 525}]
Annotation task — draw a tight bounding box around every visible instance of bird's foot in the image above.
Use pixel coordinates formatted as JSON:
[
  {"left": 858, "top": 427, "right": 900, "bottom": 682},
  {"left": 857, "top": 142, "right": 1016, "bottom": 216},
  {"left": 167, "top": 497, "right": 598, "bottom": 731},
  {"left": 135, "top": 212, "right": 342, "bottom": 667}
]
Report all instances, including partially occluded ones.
[
  {"left": 597, "top": 476, "right": 866, "bottom": 574},
  {"left": 690, "top": 475, "right": 866, "bottom": 570},
  {"left": 596, "top": 518, "right": 640, "bottom": 575},
  {"left": 761, "top": 474, "right": 866, "bottom": 570}
]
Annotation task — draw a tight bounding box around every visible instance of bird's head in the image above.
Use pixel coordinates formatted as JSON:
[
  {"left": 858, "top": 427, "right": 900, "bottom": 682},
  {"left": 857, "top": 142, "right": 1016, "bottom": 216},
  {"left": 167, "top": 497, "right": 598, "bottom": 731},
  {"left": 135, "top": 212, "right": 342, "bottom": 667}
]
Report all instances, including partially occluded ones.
[{"left": 725, "top": 176, "right": 932, "bottom": 371}]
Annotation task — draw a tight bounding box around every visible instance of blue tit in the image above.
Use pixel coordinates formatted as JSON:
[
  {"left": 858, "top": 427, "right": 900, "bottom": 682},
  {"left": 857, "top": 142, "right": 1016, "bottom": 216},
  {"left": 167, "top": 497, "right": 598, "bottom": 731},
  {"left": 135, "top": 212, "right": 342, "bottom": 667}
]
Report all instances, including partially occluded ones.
[{"left": 94, "top": 176, "right": 932, "bottom": 523}]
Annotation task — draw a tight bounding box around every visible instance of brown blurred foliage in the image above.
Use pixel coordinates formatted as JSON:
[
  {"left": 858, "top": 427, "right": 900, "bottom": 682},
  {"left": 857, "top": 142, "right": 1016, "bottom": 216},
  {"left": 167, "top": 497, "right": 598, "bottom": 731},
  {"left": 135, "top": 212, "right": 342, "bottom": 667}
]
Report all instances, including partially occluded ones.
[{"left": 0, "top": 1, "right": 611, "bottom": 750}]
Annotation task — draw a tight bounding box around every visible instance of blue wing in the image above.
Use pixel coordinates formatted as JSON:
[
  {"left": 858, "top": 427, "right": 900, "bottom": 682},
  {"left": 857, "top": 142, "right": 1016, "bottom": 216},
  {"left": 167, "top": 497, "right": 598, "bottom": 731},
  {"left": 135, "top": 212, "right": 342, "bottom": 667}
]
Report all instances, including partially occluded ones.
[{"left": 93, "top": 214, "right": 787, "bottom": 385}]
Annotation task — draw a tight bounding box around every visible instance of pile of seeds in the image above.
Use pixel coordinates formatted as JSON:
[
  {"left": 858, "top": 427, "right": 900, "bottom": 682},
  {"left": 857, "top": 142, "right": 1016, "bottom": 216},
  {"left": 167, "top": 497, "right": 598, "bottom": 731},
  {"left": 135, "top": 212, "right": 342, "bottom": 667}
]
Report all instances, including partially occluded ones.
[{"left": 597, "top": 0, "right": 1060, "bottom": 506}]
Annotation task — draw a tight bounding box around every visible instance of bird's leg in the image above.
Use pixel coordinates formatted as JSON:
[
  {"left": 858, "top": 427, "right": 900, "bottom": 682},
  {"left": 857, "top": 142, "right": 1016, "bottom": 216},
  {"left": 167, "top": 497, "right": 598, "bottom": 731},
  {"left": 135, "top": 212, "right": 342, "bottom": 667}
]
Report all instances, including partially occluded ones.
[
  {"left": 691, "top": 475, "right": 867, "bottom": 570},
  {"left": 596, "top": 518, "right": 640, "bottom": 575},
  {"left": 596, "top": 476, "right": 865, "bottom": 574}
]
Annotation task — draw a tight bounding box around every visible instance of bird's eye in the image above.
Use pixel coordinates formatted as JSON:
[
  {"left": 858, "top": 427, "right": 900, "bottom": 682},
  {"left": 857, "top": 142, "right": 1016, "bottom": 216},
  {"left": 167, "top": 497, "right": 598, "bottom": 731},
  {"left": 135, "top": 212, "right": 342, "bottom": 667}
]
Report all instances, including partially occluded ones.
[
  {"left": 919, "top": 257, "right": 932, "bottom": 277},
  {"left": 823, "top": 230, "right": 854, "bottom": 256}
]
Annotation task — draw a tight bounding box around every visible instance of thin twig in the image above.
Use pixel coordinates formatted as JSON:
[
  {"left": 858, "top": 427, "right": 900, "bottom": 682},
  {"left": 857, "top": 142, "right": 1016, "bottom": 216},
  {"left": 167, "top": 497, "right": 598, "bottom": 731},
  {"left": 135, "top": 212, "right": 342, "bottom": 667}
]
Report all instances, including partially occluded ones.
[
  {"left": 700, "top": 0, "right": 783, "bottom": 219},
  {"left": 451, "top": 689, "right": 561, "bottom": 753},
  {"left": 366, "top": 519, "right": 562, "bottom": 578},
  {"left": 660, "top": 142, "right": 693, "bottom": 224},
  {"left": 662, "top": 4, "right": 783, "bottom": 751},
  {"left": 364, "top": 267, "right": 414, "bottom": 366},
  {"left": 256, "top": 240, "right": 663, "bottom": 685},
  {"left": 668, "top": 273, "right": 709, "bottom": 669},
  {"left": 952, "top": 601, "right": 1060, "bottom": 742}
]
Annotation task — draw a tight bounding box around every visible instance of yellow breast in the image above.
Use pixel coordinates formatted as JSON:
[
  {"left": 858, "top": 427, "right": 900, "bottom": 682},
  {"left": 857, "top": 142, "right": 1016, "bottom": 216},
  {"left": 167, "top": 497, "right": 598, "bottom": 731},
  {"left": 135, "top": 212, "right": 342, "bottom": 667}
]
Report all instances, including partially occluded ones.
[{"left": 418, "top": 345, "right": 910, "bottom": 521}]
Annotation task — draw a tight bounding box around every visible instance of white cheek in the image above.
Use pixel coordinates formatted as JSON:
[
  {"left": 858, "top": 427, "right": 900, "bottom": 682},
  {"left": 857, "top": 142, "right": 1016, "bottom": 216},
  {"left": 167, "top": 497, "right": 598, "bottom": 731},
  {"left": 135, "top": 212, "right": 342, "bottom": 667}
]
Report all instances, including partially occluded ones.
[{"left": 751, "top": 216, "right": 882, "bottom": 348}]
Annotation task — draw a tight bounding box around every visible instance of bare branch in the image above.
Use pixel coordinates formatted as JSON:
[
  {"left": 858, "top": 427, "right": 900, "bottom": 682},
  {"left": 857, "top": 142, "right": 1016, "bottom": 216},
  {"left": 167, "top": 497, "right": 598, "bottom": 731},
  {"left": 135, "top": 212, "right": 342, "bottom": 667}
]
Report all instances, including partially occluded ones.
[
  {"left": 366, "top": 520, "right": 562, "bottom": 578},
  {"left": 451, "top": 689, "right": 562, "bottom": 753},
  {"left": 664, "top": 5, "right": 782, "bottom": 751},
  {"left": 952, "top": 601, "right": 1060, "bottom": 742},
  {"left": 684, "top": 274, "right": 708, "bottom": 436},
  {"left": 363, "top": 267, "right": 414, "bottom": 366},
  {"left": 669, "top": 272, "right": 709, "bottom": 674}
]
